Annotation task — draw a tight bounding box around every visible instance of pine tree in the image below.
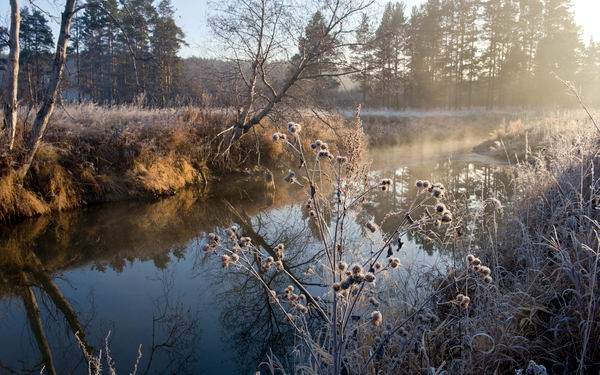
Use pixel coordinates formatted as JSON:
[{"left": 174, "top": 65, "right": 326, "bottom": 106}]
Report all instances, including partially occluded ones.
[
  {"left": 535, "top": 0, "right": 581, "bottom": 105},
  {"left": 480, "top": 0, "right": 517, "bottom": 108},
  {"left": 150, "top": 0, "right": 186, "bottom": 105},
  {"left": 298, "top": 11, "right": 341, "bottom": 103},
  {"left": 579, "top": 39, "right": 600, "bottom": 104},
  {"left": 351, "top": 13, "right": 374, "bottom": 104},
  {"left": 19, "top": 7, "right": 54, "bottom": 103},
  {"left": 373, "top": 2, "right": 408, "bottom": 108}
]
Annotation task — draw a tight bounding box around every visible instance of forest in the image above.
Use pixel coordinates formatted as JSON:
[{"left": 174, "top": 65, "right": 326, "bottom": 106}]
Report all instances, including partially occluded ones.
[{"left": 1, "top": 0, "right": 599, "bottom": 110}]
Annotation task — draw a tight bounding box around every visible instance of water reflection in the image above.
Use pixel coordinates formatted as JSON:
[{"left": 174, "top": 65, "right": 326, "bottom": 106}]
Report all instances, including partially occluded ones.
[{"left": 0, "top": 144, "right": 511, "bottom": 374}]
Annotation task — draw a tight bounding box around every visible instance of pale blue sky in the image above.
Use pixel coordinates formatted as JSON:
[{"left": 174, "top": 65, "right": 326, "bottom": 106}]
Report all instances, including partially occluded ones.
[{"left": 1, "top": 0, "right": 599, "bottom": 58}]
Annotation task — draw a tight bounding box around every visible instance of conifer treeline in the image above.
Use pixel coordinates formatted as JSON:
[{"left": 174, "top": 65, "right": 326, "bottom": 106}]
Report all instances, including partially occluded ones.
[
  {"left": 0, "top": 0, "right": 185, "bottom": 106},
  {"left": 2, "top": 0, "right": 599, "bottom": 109},
  {"left": 358, "top": 0, "right": 600, "bottom": 108}
]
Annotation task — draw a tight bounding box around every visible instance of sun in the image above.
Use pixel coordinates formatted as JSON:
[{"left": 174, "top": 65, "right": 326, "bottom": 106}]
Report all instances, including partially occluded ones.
[{"left": 573, "top": 0, "right": 600, "bottom": 42}]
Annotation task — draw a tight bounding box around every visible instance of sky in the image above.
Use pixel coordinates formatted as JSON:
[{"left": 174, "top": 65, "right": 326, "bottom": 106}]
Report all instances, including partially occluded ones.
[{"left": 1, "top": 0, "right": 599, "bottom": 58}]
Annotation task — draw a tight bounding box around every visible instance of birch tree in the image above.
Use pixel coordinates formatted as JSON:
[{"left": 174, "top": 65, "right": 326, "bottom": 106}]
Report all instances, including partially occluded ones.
[
  {"left": 19, "top": 0, "right": 78, "bottom": 178},
  {"left": 210, "top": 0, "right": 374, "bottom": 140},
  {"left": 2, "top": 0, "right": 20, "bottom": 151}
]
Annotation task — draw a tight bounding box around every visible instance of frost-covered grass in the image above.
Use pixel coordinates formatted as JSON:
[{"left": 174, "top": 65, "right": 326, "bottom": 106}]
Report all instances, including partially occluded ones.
[{"left": 0, "top": 104, "right": 341, "bottom": 221}]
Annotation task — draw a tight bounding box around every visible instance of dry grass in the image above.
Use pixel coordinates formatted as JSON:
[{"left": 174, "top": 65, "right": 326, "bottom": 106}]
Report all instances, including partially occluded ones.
[
  {"left": 413, "top": 113, "right": 600, "bottom": 373},
  {"left": 472, "top": 110, "right": 594, "bottom": 162},
  {"left": 0, "top": 104, "right": 341, "bottom": 221}
]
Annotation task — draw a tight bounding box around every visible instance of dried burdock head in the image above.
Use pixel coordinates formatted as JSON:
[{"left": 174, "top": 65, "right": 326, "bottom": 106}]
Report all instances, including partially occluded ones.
[
  {"left": 483, "top": 275, "right": 493, "bottom": 284},
  {"left": 435, "top": 203, "right": 446, "bottom": 213},
  {"left": 416, "top": 180, "right": 424, "bottom": 188},
  {"left": 432, "top": 187, "right": 444, "bottom": 198},
  {"left": 298, "top": 294, "right": 306, "bottom": 302},
  {"left": 289, "top": 293, "right": 299, "bottom": 302},
  {"left": 208, "top": 232, "right": 220, "bottom": 243},
  {"left": 272, "top": 132, "right": 281, "bottom": 141},
  {"left": 336, "top": 155, "right": 348, "bottom": 164},
  {"left": 296, "top": 304, "right": 308, "bottom": 314},
  {"left": 369, "top": 297, "right": 380, "bottom": 307},
  {"left": 472, "top": 257, "right": 481, "bottom": 266},
  {"left": 203, "top": 243, "right": 213, "bottom": 252},
  {"left": 473, "top": 264, "right": 482, "bottom": 272},
  {"left": 285, "top": 313, "right": 295, "bottom": 322},
  {"left": 432, "top": 182, "right": 445, "bottom": 190},
  {"left": 353, "top": 273, "right": 365, "bottom": 283},
  {"left": 381, "top": 185, "right": 389, "bottom": 192},
  {"left": 336, "top": 243, "right": 342, "bottom": 253},
  {"left": 466, "top": 254, "right": 475, "bottom": 264},
  {"left": 315, "top": 139, "right": 323, "bottom": 147},
  {"left": 441, "top": 211, "right": 453, "bottom": 223},
  {"left": 222, "top": 255, "right": 231, "bottom": 268},
  {"left": 455, "top": 293, "right": 465, "bottom": 302},
  {"left": 380, "top": 178, "right": 392, "bottom": 186},
  {"left": 388, "top": 257, "right": 401, "bottom": 268},
  {"left": 225, "top": 227, "right": 237, "bottom": 240},
  {"left": 310, "top": 142, "right": 318, "bottom": 149},
  {"left": 320, "top": 142, "right": 328, "bottom": 150},
  {"left": 351, "top": 264, "right": 363, "bottom": 275},
  {"left": 274, "top": 260, "right": 284, "bottom": 271},
  {"left": 275, "top": 243, "right": 285, "bottom": 251},
  {"left": 285, "top": 285, "right": 295, "bottom": 293},
  {"left": 287, "top": 122, "right": 301, "bottom": 134},
  {"left": 337, "top": 261, "right": 348, "bottom": 273},
  {"left": 305, "top": 199, "right": 312, "bottom": 209},
  {"left": 276, "top": 249, "right": 284, "bottom": 260},
  {"left": 284, "top": 170, "right": 296, "bottom": 183},
  {"left": 279, "top": 133, "right": 288, "bottom": 141},
  {"left": 374, "top": 262, "right": 382, "bottom": 271},
  {"left": 480, "top": 266, "right": 491, "bottom": 276},
  {"left": 371, "top": 311, "right": 383, "bottom": 326},
  {"left": 366, "top": 221, "right": 379, "bottom": 233},
  {"left": 460, "top": 296, "right": 471, "bottom": 309},
  {"left": 309, "top": 210, "right": 317, "bottom": 218},
  {"left": 422, "top": 180, "right": 431, "bottom": 189},
  {"left": 345, "top": 271, "right": 352, "bottom": 277},
  {"left": 365, "top": 272, "right": 376, "bottom": 283},
  {"left": 239, "top": 236, "right": 252, "bottom": 246},
  {"left": 230, "top": 253, "right": 240, "bottom": 262},
  {"left": 318, "top": 149, "right": 332, "bottom": 159}
]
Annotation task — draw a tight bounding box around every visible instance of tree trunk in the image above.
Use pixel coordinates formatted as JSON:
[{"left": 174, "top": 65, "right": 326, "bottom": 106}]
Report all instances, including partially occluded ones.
[
  {"left": 19, "top": 0, "right": 77, "bottom": 179},
  {"left": 2, "top": 0, "right": 20, "bottom": 151},
  {"left": 20, "top": 274, "right": 58, "bottom": 375}
]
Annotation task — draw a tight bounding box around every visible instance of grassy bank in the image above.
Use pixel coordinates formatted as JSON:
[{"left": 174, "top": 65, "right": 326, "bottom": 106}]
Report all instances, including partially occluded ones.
[
  {"left": 427, "top": 114, "right": 600, "bottom": 373},
  {"left": 472, "top": 110, "right": 594, "bottom": 163},
  {"left": 0, "top": 104, "right": 341, "bottom": 221}
]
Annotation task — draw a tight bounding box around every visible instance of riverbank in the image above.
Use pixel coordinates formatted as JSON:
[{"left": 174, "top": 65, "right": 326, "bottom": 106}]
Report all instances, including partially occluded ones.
[
  {"left": 432, "top": 111, "right": 600, "bottom": 373},
  {"left": 0, "top": 104, "right": 342, "bottom": 221}
]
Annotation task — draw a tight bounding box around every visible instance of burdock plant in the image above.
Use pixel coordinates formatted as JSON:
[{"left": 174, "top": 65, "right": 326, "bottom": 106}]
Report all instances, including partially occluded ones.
[{"left": 205, "top": 106, "right": 486, "bottom": 374}]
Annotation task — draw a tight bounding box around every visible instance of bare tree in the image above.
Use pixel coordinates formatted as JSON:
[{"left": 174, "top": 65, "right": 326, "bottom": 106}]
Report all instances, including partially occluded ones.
[
  {"left": 209, "top": 0, "right": 374, "bottom": 140},
  {"left": 19, "top": 0, "right": 77, "bottom": 178},
  {"left": 2, "top": 0, "right": 20, "bottom": 151}
]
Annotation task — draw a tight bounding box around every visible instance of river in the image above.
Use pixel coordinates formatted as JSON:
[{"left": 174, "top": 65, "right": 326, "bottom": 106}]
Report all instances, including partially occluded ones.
[{"left": 0, "top": 123, "right": 513, "bottom": 374}]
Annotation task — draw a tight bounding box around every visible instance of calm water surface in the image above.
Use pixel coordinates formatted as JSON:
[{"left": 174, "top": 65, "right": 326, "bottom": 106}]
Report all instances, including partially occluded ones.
[{"left": 0, "top": 132, "right": 512, "bottom": 374}]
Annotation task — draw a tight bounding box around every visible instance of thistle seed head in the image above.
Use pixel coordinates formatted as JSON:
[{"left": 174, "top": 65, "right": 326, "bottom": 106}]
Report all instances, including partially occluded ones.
[{"left": 371, "top": 311, "right": 383, "bottom": 326}]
